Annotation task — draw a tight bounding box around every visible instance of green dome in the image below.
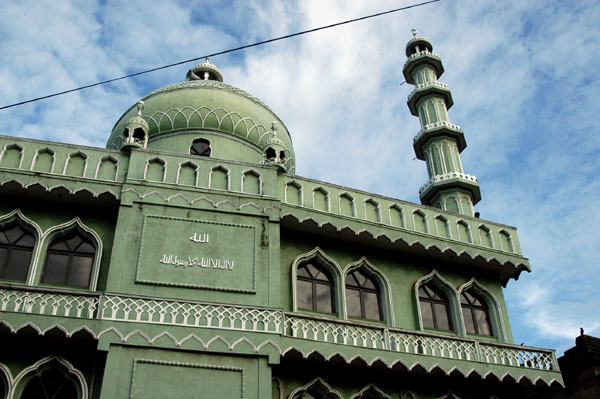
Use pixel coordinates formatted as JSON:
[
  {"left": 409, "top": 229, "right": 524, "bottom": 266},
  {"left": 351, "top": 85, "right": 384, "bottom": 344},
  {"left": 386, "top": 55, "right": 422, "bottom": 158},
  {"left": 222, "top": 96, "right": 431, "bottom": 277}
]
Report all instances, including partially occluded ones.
[{"left": 107, "top": 67, "right": 295, "bottom": 173}]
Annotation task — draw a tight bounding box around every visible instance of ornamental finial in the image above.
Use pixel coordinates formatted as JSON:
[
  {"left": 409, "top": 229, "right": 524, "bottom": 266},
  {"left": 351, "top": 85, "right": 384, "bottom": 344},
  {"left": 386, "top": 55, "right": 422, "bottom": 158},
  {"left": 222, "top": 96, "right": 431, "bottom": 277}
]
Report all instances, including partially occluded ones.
[
  {"left": 271, "top": 121, "right": 278, "bottom": 135},
  {"left": 411, "top": 28, "right": 418, "bottom": 38},
  {"left": 136, "top": 101, "right": 144, "bottom": 116}
]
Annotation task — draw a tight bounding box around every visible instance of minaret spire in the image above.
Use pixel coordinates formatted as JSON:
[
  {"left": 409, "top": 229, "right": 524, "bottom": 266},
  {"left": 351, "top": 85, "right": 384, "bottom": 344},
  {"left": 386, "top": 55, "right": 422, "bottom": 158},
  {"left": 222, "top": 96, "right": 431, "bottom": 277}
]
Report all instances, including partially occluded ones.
[{"left": 403, "top": 32, "right": 481, "bottom": 216}]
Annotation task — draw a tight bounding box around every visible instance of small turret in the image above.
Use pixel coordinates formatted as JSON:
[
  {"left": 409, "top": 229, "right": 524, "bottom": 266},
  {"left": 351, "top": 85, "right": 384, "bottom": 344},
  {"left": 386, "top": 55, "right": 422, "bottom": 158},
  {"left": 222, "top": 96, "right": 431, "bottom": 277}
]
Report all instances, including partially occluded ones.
[
  {"left": 122, "top": 101, "right": 149, "bottom": 151},
  {"left": 263, "top": 121, "right": 287, "bottom": 173},
  {"left": 186, "top": 58, "right": 224, "bottom": 82},
  {"left": 404, "top": 30, "right": 480, "bottom": 216}
]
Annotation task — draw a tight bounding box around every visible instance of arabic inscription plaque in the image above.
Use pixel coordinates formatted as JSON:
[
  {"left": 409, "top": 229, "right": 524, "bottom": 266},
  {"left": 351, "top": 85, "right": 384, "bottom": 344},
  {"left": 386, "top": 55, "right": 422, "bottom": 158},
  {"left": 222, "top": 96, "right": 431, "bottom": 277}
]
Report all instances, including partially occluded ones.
[{"left": 135, "top": 215, "right": 256, "bottom": 293}]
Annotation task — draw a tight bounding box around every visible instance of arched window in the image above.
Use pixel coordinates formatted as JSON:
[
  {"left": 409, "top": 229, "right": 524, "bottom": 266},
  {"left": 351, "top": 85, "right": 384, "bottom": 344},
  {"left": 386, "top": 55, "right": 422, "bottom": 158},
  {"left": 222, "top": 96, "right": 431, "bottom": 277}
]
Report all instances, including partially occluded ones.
[
  {"left": 41, "top": 231, "right": 96, "bottom": 288},
  {"left": 345, "top": 268, "right": 382, "bottom": 321},
  {"left": 0, "top": 222, "right": 35, "bottom": 282},
  {"left": 190, "top": 138, "right": 211, "bottom": 156},
  {"left": 297, "top": 261, "right": 335, "bottom": 313},
  {"left": 418, "top": 282, "right": 453, "bottom": 330},
  {"left": 461, "top": 289, "right": 492, "bottom": 336},
  {"left": 20, "top": 365, "right": 79, "bottom": 399}
]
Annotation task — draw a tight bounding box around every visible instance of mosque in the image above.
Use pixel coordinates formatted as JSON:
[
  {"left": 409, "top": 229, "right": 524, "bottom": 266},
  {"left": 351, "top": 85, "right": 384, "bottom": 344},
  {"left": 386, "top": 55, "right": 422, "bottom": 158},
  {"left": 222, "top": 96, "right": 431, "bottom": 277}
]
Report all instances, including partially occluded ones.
[{"left": 0, "top": 33, "right": 563, "bottom": 398}]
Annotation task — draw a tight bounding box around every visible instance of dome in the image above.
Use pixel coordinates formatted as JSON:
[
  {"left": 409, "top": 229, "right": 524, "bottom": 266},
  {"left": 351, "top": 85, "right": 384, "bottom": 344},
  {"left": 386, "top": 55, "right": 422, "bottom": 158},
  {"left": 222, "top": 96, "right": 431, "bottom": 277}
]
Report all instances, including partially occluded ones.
[{"left": 107, "top": 61, "right": 295, "bottom": 173}]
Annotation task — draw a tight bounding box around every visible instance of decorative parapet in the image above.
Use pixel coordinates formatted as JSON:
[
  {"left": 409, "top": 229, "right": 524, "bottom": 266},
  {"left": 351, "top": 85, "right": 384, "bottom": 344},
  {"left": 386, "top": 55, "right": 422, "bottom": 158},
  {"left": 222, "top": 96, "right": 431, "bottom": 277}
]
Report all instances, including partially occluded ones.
[
  {"left": 0, "top": 286, "right": 560, "bottom": 385},
  {"left": 403, "top": 51, "right": 442, "bottom": 70},
  {"left": 284, "top": 313, "right": 557, "bottom": 372},
  {"left": 407, "top": 81, "right": 450, "bottom": 101},
  {"left": 419, "top": 172, "right": 479, "bottom": 195},
  {"left": 0, "top": 286, "right": 99, "bottom": 319}
]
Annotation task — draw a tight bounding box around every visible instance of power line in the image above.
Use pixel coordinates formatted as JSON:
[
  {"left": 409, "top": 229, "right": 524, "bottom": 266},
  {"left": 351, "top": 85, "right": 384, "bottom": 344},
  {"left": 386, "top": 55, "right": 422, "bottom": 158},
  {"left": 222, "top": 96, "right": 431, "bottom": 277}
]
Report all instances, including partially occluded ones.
[{"left": 1, "top": 0, "right": 440, "bottom": 111}]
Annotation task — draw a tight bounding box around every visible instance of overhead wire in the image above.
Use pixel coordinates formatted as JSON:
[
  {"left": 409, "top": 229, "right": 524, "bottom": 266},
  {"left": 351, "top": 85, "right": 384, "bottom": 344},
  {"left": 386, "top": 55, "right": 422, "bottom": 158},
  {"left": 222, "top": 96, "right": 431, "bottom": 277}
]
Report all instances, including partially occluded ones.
[{"left": 0, "top": 0, "right": 439, "bottom": 111}]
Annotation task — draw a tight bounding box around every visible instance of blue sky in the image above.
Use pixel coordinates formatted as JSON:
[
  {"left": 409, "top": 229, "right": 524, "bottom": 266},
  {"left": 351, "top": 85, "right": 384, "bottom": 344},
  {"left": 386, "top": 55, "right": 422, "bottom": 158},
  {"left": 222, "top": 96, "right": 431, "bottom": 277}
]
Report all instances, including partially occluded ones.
[{"left": 1, "top": 0, "right": 599, "bottom": 355}]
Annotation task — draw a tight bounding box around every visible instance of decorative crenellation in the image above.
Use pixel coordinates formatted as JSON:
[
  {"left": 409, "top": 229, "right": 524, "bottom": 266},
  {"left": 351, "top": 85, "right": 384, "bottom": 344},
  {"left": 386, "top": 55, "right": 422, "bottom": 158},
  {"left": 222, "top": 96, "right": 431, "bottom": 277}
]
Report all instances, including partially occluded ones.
[
  {"left": 279, "top": 175, "right": 521, "bottom": 255},
  {"left": 0, "top": 287, "right": 558, "bottom": 372}
]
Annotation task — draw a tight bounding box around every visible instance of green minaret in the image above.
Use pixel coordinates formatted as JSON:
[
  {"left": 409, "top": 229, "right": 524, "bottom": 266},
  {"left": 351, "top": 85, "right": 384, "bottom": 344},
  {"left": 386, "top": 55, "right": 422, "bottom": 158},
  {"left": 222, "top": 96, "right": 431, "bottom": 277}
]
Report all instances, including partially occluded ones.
[{"left": 404, "top": 29, "right": 481, "bottom": 216}]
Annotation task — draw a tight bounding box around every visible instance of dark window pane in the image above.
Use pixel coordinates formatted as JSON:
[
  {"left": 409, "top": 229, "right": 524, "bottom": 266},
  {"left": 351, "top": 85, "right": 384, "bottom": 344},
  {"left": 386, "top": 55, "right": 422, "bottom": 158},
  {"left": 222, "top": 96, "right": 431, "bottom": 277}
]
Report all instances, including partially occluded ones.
[
  {"left": 474, "top": 309, "right": 492, "bottom": 336},
  {"left": 4, "top": 226, "right": 23, "bottom": 243},
  {"left": 363, "top": 291, "right": 381, "bottom": 321},
  {"left": 362, "top": 276, "right": 376, "bottom": 289},
  {"left": 297, "top": 265, "right": 310, "bottom": 277},
  {"left": 460, "top": 293, "right": 471, "bottom": 304},
  {"left": 306, "top": 263, "right": 319, "bottom": 278},
  {"left": 65, "top": 235, "right": 82, "bottom": 250},
  {"left": 16, "top": 232, "right": 35, "bottom": 246},
  {"left": 434, "top": 303, "right": 451, "bottom": 330},
  {"left": 77, "top": 241, "right": 95, "bottom": 254},
  {"left": 420, "top": 301, "right": 435, "bottom": 329},
  {"left": 463, "top": 308, "right": 476, "bottom": 334},
  {"left": 49, "top": 240, "right": 69, "bottom": 250},
  {"left": 42, "top": 254, "right": 69, "bottom": 285},
  {"left": 66, "top": 256, "right": 93, "bottom": 287},
  {"left": 346, "top": 288, "right": 361, "bottom": 318},
  {"left": 0, "top": 231, "right": 8, "bottom": 244},
  {"left": 345, "top": 273, "right": 355, "bottom": 285},
  {"left": 315, "top": 283, "right": 333, "bottom": 313},
  {"left": 20, "top": 377, "right": 45, "bottom": 399},
  {"left": 4, "top": 248, "right": 31, "bottom": 281},
  {"left": 297, "top": 279, "right": 313, "bottom": 310}
]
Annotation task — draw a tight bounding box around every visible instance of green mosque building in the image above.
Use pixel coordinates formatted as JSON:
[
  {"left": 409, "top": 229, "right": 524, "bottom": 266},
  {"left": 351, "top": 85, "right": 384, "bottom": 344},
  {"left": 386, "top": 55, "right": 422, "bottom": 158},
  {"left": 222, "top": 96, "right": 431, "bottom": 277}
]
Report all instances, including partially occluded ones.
[{"left": 0, "top": 33, "right": 563, "bottom": 398}]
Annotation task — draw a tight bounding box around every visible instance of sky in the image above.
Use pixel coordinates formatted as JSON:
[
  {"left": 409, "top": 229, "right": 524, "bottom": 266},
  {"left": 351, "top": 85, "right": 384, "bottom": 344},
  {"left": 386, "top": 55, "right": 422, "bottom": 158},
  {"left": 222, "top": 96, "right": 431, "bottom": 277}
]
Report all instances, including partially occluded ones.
[{"left": 1, "top": 0, "right": 599, "bottom": 355}]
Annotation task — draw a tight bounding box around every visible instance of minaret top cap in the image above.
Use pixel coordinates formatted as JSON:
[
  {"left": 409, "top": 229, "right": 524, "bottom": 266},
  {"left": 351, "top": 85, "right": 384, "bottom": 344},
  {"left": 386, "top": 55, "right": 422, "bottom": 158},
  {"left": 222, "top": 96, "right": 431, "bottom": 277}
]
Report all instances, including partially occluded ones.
[
  {"left": 186, "top": 57, "right": 224, "bottom": 82},
  {"left": 405, "top": 30, "right": 434, "bottom": 57}
]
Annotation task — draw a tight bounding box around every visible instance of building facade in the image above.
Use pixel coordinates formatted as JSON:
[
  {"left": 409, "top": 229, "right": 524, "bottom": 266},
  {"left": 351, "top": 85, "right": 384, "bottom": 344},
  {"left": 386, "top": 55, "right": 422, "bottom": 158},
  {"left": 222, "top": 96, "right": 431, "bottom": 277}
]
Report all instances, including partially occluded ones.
[{"left": 0, "top": 34, "right": 563, "bottom": 398}]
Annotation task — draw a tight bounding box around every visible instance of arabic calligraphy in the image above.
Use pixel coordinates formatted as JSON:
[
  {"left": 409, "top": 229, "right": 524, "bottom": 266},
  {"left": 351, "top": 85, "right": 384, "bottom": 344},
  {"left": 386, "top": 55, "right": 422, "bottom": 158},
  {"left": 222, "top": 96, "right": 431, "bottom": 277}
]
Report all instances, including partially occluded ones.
[
  {"left": 159, "top": 254, "right": 234, "bottom": 270},
  {"left": 189, "top": 232, "right": 209, "bottom": 243}
]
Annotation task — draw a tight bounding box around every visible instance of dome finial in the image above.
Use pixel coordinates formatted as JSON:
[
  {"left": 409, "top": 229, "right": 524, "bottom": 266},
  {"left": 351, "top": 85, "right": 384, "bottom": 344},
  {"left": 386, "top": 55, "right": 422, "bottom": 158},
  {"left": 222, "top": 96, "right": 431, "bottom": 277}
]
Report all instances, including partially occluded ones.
[
  {"left": 271, "top": 121, "right": 278, "bottom": 135},
  {"left": 411, "top": 28, "right": 418, "bottom": 38},
  {"left": 136, "top": 101, "right": 144, "bottom": 116}
]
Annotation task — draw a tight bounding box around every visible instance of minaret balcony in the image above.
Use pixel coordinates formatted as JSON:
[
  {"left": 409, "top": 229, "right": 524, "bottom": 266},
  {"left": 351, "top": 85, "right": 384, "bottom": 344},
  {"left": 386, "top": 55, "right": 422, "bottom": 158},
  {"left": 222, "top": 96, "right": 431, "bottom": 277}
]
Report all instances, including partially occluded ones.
[
  {"left": 402, "top": 51, "right": 444, "bottom": 84},
  {"left": 420, "top": 172, "right": 482, "bottom": 205},
  {"left": 407, "top": 81, "right": 453, "bottom": 116},
  {"left": 413, "top": 121, "right": 467, "bottom": 160}
]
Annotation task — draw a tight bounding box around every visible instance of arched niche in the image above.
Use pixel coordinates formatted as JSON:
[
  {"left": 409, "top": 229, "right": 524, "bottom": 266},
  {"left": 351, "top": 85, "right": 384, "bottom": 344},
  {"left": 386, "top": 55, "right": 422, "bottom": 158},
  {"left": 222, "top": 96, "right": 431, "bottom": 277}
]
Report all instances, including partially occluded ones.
[
  {"left": 413, "top": 270, "right": 464, "bottom": 335},
  {"left": 291, "top": 247, "right": 343, "bottom": 318},
  {"left": 338, "top": 193, "right": 355, "bottom": 217},
  {"left": 30, "top": 147, "right": 55, "bottom": 173},
  {"left": 63, "top": 151, "right": 88, "bottom": 177},
  {"left": 312, "top": 187, "right": 329, "bottom": 212},
  {"left": 478, "top": 225, "right": 494, "bottom": 248},
  {"left": 435, "top": 215, "right": 451, "bottom": 238},
  {"left": 209, "top": 165, "right": 230, "bottom": 190},
  {"left": 498, "top": 229, "right": 514, "bottom": 252},
  {"left": 94, "top": 155, "right": 119, "bottom": 181},
  {"left": 456, "top": 220, "right": 472, "bottom": 243},
  {"left": 342, "top": 257, "right": 395, "bottom": 326},
  {"left": 413, "top": 210, "right": 428, "bottom": 234},
  {"left": 388, "top": 204, "right": 405, "bottom": 228},
  {"left": 0, "top": 143, "right": 24, "bottom": 169},
  {"left": 285, "top": 181, "right": 303, "bottom": 206},
  {"left": 458, "top": 278, "right": 507, "bottom": 342},
  {"left": 0, "top": 362, "right": 12, "bottom": 399},
  {"left": 364, "top": 199, "right": 381, "bottom": 223},
  {"left": 143, "top": 157, "right": 167, "bottom": 182},
  {"left": 177, "top": 161, "right": 199, "bottom": 186},
  {"left": 11, "top": 356, "right": 88, "bottom": 399},
  {"left": 242, "top": 169, "right": 262, "bottom": 195}
]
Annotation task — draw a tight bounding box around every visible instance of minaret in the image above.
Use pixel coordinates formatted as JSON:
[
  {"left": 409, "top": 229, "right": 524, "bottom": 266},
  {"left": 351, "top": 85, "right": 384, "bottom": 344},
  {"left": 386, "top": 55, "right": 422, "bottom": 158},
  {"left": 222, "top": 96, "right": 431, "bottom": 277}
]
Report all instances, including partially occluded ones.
[{"left": 403, "top": 30, "right": 481, "bottom": 216}]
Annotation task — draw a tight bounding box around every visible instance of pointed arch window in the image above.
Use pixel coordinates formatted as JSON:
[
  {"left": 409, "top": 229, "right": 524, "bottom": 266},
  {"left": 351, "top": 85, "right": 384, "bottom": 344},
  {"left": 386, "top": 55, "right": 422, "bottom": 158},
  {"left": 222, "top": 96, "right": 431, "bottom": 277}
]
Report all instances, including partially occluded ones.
[
  {"left": 297, "top": 261, "right": 335, "bottom": 313},
  {"left": 20, "top": 365, "right": 78, "bottom": 399},
  {"left": 0, "top": 222, "right": 35, "bottom": 282},
  {"left": 41, "top": 231, "right": 96, "bottom": 288},
  {"left": 419, "top": 282, "right": 453, "bottom": 330},
  {"left": 345, "top": 268, "right": 382, "bottom": 321},
  {"left": 461, "top": 289, "right": 492, "bottom": 336}
]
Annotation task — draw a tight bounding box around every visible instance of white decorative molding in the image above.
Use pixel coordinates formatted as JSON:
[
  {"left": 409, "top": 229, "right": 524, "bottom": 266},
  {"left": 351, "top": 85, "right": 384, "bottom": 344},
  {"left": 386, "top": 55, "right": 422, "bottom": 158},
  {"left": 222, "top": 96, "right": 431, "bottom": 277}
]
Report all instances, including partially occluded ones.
[
  {"left": 287, "top": 377, "right": 342, "bottom": 399},
  {"left": 457, "top": 278, "right": 508, "bottom": 343},
  {"left": 350, "top": 383, "right": 391, "bottom": 399},
  {"left": 413, "top": 270, "right": 463, "bottom": 335}
]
